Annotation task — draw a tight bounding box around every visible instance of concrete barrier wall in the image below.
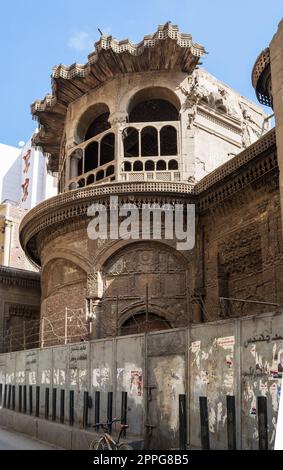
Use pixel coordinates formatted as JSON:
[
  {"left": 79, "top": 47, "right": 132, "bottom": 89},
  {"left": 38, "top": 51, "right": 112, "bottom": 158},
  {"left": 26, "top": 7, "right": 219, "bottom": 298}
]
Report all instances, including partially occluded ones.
[{"left": 0, "top": 311, "right": 282, "bottom": 449}]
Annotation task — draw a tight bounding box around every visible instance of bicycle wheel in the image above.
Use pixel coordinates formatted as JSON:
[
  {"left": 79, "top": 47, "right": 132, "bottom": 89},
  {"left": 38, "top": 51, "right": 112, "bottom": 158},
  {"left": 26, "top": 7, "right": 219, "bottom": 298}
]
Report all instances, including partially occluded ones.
[
  {"left": 90, "top": 436, "right": 109, "bottom": 450},
  {"left": 118, "top": 443, "right": 133, "bottom": 450}
]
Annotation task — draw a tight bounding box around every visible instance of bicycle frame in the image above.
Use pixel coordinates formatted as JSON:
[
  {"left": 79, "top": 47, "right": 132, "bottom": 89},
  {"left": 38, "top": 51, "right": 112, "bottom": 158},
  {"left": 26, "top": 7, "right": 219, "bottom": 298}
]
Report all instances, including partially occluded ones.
[
  {"left": 98, "top": 427, "right": 126, "bottom": 450},
  {"left": 100, "top": 433, "right": 116, "bottom": 450},
  {"left": 91, "top": 418, "right": 129, "bottom": 450}
]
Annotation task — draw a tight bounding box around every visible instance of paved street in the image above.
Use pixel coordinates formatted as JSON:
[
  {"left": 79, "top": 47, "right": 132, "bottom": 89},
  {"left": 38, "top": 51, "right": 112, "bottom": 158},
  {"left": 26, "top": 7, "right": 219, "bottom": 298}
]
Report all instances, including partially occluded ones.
[{"left": 0, "top": 426, "right": 58, "bottom": 450}]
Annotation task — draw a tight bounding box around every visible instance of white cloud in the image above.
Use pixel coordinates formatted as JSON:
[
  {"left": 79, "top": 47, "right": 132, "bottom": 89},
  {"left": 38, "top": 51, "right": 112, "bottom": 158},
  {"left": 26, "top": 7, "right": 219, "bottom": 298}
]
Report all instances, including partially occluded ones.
[
  {"left": 68, "top": 32, "right": 93, "bottom": 52},
  {"left": 68, "top": 27, "right": 112, "bottom": 53}
]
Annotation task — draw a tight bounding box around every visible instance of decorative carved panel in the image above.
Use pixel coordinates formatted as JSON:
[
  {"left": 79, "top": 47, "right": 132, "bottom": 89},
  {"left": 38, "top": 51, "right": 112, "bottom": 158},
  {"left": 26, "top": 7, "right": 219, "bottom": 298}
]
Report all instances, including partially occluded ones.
[
  {"left": 87, "top": 273, "right": 99, "bottom": 299},
  {"left": 219, "top": 225, "right": 262, "bottom": 275},
  {"left": 103, "top": 243, "right": 186, "bottom": 299}
]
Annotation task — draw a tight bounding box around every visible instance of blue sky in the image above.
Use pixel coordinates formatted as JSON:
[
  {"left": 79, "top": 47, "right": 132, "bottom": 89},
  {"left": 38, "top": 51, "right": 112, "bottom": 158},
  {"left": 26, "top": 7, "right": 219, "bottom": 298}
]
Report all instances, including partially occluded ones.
[{"left": 0, "top": 0, "right": 282, "bottom": 147}]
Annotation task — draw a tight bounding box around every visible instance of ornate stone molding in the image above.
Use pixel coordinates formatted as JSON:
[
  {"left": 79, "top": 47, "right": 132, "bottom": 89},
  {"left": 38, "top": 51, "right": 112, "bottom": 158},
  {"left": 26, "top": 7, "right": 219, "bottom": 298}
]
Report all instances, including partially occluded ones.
[
  {"left": 0, "top": 266, "right": 40, "bottom": 289},
  {"left": 196, "top": 107, "right": 242, "bottom": 134},
  {"left": 20, "top": 187, "right": 194, "bottom": 265},
  {"left": 20, "top": 129, "right": 278, "bottom": 266},
  {"left": 8, "top": 303, "right": 39, "bottom": 319}
]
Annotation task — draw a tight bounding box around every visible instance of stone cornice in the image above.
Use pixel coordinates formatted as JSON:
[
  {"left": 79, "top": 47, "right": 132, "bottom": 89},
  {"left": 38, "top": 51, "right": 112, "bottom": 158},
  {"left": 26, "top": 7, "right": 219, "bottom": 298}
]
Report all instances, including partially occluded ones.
[
  {"left": 31, "top": 22, "right": 205, "bottom": 172},
  {"left": 20, "top": 182, "right": 196, "bottom": 265},
  {"left": 0, "top": 266, "right": 40, "bottom": 289},
  {"left": 8, "top": 303, "right": 39, "bottom": 318}
]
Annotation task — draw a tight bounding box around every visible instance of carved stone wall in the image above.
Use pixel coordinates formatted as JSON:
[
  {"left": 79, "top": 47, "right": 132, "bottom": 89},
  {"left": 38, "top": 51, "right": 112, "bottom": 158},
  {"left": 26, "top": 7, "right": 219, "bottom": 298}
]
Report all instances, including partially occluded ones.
[
  {"left": 19, "top": 123, "right": 283, "bottom": 345},
  {"left": 201, "top": 176, "right": 283, "bottom": 320},
  {"left": 36, "top": 162, "right": 283, "bottom": 343},
  {"left": 100, "top": 242, "right": 189, "bottom": 337},
  {"left": 40, "top": 258, "right": 87, "bottom": 347},
  {"left": 0, "top": 267, "right": 40, "bottom": 352}
]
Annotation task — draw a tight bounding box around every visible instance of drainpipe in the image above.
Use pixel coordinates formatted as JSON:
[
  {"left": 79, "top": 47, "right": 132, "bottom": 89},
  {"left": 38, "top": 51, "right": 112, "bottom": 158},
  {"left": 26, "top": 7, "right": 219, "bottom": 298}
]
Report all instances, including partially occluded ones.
[{"left": 2, "top": 204, "right": 12, "bottom": 267}]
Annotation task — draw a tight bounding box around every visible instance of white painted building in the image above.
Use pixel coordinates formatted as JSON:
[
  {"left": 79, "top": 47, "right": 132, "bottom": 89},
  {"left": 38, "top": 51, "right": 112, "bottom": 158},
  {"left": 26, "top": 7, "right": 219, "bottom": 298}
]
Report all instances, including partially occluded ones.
[
  {"left": 0, "top": 135, "right": 57, "bottom": 208},
  {"left": 0, "top": 134, "right": 57, "bottom": 270},
  {"left": 0, "top": 143, "right": 21, "bottom": 204},
  {"left": 18, "top": 137, "right": 57, "bottom": 210}
]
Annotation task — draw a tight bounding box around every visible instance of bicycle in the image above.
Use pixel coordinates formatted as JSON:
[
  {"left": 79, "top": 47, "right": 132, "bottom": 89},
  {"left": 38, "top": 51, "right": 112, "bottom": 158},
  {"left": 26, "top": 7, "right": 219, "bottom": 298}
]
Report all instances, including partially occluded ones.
[{"left": 90, "top": 417, "right": 133, "bottom": 450}]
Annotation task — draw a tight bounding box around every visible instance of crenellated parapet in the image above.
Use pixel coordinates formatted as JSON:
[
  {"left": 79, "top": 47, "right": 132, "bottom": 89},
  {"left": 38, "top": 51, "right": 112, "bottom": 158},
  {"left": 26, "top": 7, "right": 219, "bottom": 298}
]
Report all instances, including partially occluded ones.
[{"left": 31, "top": 22, "right": 206, "bottom": 172}]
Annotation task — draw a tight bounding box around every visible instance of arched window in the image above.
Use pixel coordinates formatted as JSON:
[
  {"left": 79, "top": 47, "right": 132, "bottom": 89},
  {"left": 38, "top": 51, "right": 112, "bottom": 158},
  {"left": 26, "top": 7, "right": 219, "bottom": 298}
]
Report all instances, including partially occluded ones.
[
  {"left": 120, "top": 312, "right": 172, "bottom": 335},
  {"left": 85, "top": 142, "right": 99, "bottom": 173},
  {"left": 123, "top": 127, "right": 139, "bottom": 158},
  {"left": 85, "top": 112, "right": 111, "bottom": 140},
  {"left": 106, "top": 165, "right": 115, "bottom": 177},
  {"left": 96, "top": 170, "right": 105, "bottom": 181},
  {"left": 133, "top": 161, "right": 143, "bottom": 172},
  {"left": 78, "top": 158, "right": 83, "bottom": 176},
  {"left": 123, "top": 161, "right": 132, "bottom": 172},
  {"left": 76, "top": 103, "right": 111, "bottom": 143},
  {"left": 70, "top": 149, "right": 83, "bottom": 178},
  {"left": 160, "top": 126, "right": 177, "bottom": 156},
  {"left": 168, "top": 159, "right": 178, "bottom": 170},
  {"left": 145, "top": 160, "right": 155, "bottom": 171},
  {"left": 130, "top": 99, "right": 179, "bottom": 122},
  {"left": 100, "top": 133, "right": 115, "bottom": 166},
  {"left": 128, "top": 87, "right": 180, "bottom": 123},
  {"left": 141, "top": 126, "right": 158, "bottom": 157},
  {"left": 157, "top": 160, "right": 166, "bottom": 171},
  {"left": 86, "top": 174, "right": 95, "bottom": 185},
  {"left": 78, "top": 178, "right": 85, "bottom": 188}
]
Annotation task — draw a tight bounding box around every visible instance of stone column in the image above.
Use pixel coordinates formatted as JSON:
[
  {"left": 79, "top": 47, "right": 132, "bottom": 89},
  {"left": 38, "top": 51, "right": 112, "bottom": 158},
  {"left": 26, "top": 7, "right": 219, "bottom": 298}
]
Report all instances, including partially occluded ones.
[
  {"left": 86, "top": 272, "right": 103, "bottom": 339},
  {"left": 270, "top": 19, "right": 283, "bottom": 224},
  {"left": 70, "top": 155, "right": 79, "bottom": 179}
]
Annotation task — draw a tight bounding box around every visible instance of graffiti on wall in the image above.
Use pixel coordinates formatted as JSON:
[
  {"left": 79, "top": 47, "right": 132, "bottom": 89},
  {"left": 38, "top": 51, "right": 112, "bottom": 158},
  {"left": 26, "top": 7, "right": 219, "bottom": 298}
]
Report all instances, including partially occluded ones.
[{"left": 191, "top": 335, "right": 235, "bottom": 434}]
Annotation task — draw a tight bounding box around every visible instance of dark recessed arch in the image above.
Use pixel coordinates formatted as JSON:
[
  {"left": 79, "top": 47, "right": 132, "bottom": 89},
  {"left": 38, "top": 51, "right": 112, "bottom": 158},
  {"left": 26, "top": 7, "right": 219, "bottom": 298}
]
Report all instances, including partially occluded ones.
[
  {"left": 160, "top": 125, "right": 178, "bottom": 156},
  {"left": 76, "top": 103, "right": 111, "bottom": 142},
  {"left": 145, "top": 160, "right": 155, "bottom": 171},
  {"left": 85, "top": 141, "right": 99, "bottom": 173},
  {"left": 133, "top": 161, "right": 143, "bottom": 172},
  {"left": 157, "top": 160, "right": 167, "bottom": 171},
  {"left": 96, "top": 170, "right": 105, "bottom": 181},
  {"left": 168, "top": 159, "right": 178, "bottom": 170},
  {"left": 141, "top": 126, "right": 158, "bottom": 157},
  {"left": 128, "top": 87, "right": 180, "bottom": 123},
  {"left": 86, "top": 174, "right": 95, "bottom": 185},
  {"left": 77, "top": 178, "right": 85, "bottom": 188},
  {"left": 120, "top": 312, "right": 172, "bottom": 336},
  {"left": 123, "top": 161, "right": 132, "bottom": 172},
  {"left": 106, "top": 165, "right": 115, "bottom": 177},
  {"left": 100, "top": 133, "right": 115, "bottom": 166}
]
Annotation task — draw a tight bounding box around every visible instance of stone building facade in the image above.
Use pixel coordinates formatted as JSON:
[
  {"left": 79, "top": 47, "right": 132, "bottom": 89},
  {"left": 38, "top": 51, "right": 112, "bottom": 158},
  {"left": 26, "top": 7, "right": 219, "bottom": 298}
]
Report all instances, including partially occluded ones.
[
  {"left": 0, "top": 202, "right": 36, "bottom": 270},
  {"left": 20, "top": 23, "right": 283, "bottom": 347},
  {"left": 0, "top": 203, "right": 40, "bottom": 352},
  {"left": 0, "top": 266, "right": 40, "bottom": 352},
  {"left": 252, "top": 19, "right": 283, "bottom": 226}
]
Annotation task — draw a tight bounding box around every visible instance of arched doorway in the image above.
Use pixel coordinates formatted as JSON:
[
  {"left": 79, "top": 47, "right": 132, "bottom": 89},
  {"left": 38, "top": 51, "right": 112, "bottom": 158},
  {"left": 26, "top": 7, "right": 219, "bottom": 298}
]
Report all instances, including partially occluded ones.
[
  {"left": 100, "top": 242, "right": 188, "bottom": 337},
  {"left": 120, "top": 312, "right": 171, "bottom": 336}
]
